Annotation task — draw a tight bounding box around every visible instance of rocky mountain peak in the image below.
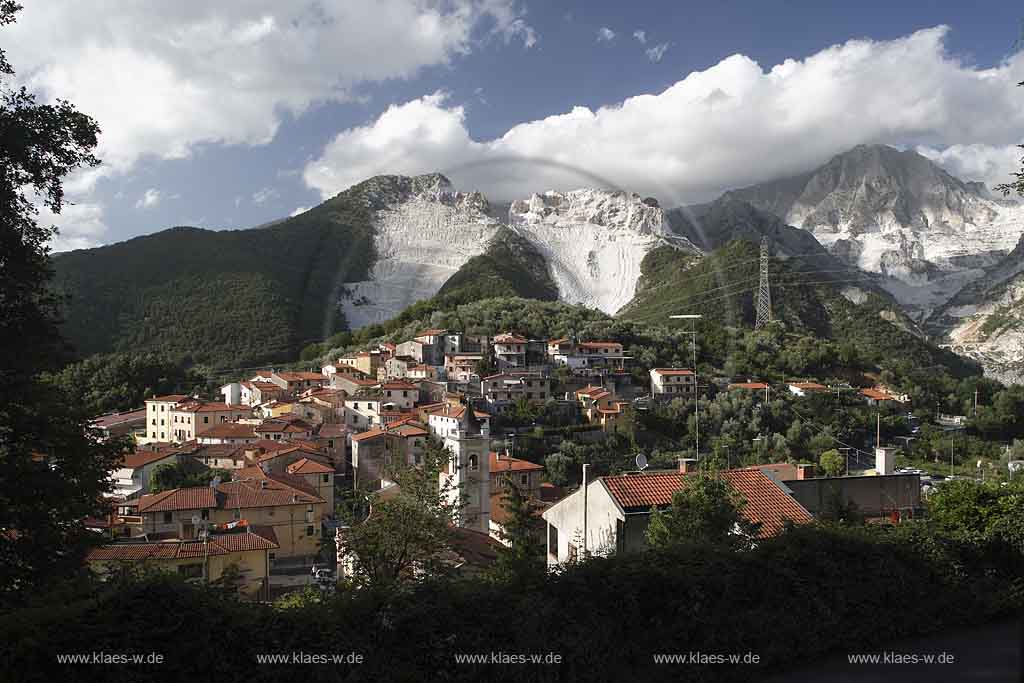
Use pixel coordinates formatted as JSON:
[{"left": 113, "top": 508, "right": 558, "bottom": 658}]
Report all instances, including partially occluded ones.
[{"left": 508, "top": 188, "right": 667, "bottom": 236}]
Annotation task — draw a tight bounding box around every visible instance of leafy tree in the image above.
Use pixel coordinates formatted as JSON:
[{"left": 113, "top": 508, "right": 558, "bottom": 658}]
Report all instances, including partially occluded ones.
[
  {"left": 544, "top": 453, "right": 572, "bottom": 487},
  {"left": 0, "top": 3, "right": 124, "bottom": 605},
  {"left": 148, "top": 462, "right": 229, "bottom": 493},
  {"left": 493, "top": 478, "right": 545, "bottom": 581},
  {"left": 819, "top": 449, "right": 844, "bottom": 477},
  {"left": 645, "top": 471, "right": 760, "bottom": 551},
  {"left": 996, "top": 73, "right": 1024, "bottom": 198}
]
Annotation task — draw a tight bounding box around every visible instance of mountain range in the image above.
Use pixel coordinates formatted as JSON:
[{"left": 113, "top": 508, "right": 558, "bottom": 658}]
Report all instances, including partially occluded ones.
[{"left": 51, "top": 144, "right": 1024, "bottom": 379}]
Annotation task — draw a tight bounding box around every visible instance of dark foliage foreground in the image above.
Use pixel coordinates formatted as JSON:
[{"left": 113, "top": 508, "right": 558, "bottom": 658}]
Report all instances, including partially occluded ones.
[{"left": 2, "top": 523, "right": 1021, "bottom": 682}]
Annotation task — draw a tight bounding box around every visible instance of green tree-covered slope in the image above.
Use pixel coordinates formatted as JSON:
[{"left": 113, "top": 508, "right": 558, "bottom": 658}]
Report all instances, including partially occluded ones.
[{"left": 51, "top": 182, "right": 381, "bottom": 368}]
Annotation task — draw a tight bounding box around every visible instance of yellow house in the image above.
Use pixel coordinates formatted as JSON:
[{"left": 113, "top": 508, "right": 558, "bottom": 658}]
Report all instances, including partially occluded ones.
[
  {"left": 135, "top": 469, "right": 327, "bottom": 562},
  {"left": 87, "top": 527, "right": 279, "bottom": 599}
]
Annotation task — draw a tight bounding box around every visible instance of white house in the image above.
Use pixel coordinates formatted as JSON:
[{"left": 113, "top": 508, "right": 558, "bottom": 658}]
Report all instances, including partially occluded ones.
[{"left": 650, "top": 368, "right": 696, "bottom": 398}]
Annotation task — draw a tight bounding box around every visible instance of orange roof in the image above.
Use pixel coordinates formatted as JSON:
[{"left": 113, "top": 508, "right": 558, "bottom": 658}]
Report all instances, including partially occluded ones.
[
  {"left": 494, "top": 333, "right": 527, "bottom": 344},
  {"left": 548, "top": 337, "right": 570, "bottom": 345},
  {"left": 653, "top": 368, "right": 694, "bottom": 376},
  {"left": 380, "top": 381, "right": 418, "bottom": 390},
  {"left": 176, "top": 401, "right": 246, "bottom": 413},
  {"left": 415, "top": 328, "right": 447, "bottom": 337},
  {"left": 489, "top": 452, "right": 543, "bottom": 473},
  {"left": 859, "top": 388, "right": 894, "bottom": 401},
  {"left": 576, "top": 385, "right": 606, "bottom": 397},
  {"left": 578, "top": 341, "right": 621, "bottom": 348},
  {"left": 277, "top": 371, "right": 324, "bottom": 381},
  {"left": 218, "top": 471, "right": 322, "bottom": 508},
  {"left": 287, "top": 458, "right": 335, "bottom": 475},
  {"left": 138, "top": 487, "right": 217, "bottom": 513},
  {"left": 87, "top": 528, "right": 278, "bottom": 561},
  {"left": 350, "top": 428, "right": 387, "bottom": 442},
  {"left": 729, "top": 382, "right": 769, "bottom": 390},
  {"left": 790, "top": 382, "right": 828, "bottom": 391},
  {"left": 121, "top": 448, "right": 179, "bottom": 469},
  {"left": 199, "top": 422, "right": 257, "bottom": 438},
  {"left": 148, "top": 394, "right": 189, "bottom": 403},
  {"left": 601, "top": 469, "right": 812, "bottom": 537}
]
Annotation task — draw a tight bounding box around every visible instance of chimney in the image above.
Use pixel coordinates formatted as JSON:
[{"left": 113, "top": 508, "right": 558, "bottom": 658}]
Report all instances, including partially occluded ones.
[
  {"left": 678, "top": 458, "right": 698, "bottom": 474},
  {"left": 796, "top": 463, "right": 815, "bottom": 480}
]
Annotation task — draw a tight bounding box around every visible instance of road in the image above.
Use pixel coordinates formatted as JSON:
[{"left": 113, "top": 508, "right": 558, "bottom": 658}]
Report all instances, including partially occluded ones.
[{"left": 762, "top": 616, "right": 1021, "bottom": 682}]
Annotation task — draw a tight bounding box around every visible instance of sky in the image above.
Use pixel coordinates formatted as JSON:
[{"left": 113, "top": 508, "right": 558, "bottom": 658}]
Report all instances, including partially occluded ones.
[{"left": 4, "top": 1, "right": 1024, "bottom": 252}]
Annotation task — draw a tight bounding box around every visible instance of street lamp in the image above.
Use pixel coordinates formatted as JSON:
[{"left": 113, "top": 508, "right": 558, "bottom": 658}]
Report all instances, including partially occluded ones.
[{"left": 670, "top": 314, "right": 703, "bottom": 460}]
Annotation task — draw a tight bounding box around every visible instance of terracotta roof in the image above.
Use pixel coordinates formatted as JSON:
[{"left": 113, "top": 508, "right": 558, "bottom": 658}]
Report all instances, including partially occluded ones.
[
  {"left": 729, "top": 382, "right": 769, "bottom": 390},
  {"left": 750, "top": 463, "right": 800, "bottom": 482},
  {"left": 198, "top": 422, "right": 257, "bottom": 439},
  {"left": 277, "top": 371, "right": 324, "bottom": 381},
  {"left": 249, "top": 381, "right": 283, "bottom": 391},
  {"left": 350, "top": 428, "right": 386, "bottom": 443},
  {"left": 251, "top": 444, "right": 322, "bottom": 463},
  {"left": 380, "top": 381, "right": 418, "bottom": 390},
  {"left": 578, "top": 341, "right": 621, "bottom": 348},
  {"left": 87, "top": 529, "right": 278, "bottom": 562},
  {"left": 576, "top": 385, "right": 606, "bottom": 397},
  {"left": 652, "top": 368, "right": 695, "bottom": 376},
  {"left": 255, "top": 418, "right": 312, "bottom": 433},
  {"left": 138, "top": 487, "right": 218, "bottom": 513},
  {"left": 490, "top": 452, "right": 543, "bottom": 473},
  {"left": 121, "top": 448, "right": 179, "bottom": 470},
  {"left": 176, "top": 401, "right": 245, "bottom": 413},
  {"left": 92, "top": 409, "right": 147, "bottom": 429},
  {"left": 548, "top": 337, "right": 570, "bottom": 345},
  {"left": 287, "top": 458, "right": 335, "bottom": 475},
  {"left": 859, "top": 388, "right": 894, "bottom": 401},
  {"left": 424, "top": 404, "right": 490, "bottom": 420},
  {"left": 601, "top": 469, "right": 812, "bottom": 537},
  {"left": 789, "top": 382, "right": 828, "bottom": 391},
  {"left": 218, "top": 471, "right": 322, "bottom": 508},
  {"left": 148, "top": 394, "right": 189, "bottom": 403},
  {"left": 415, "top": 328, "right": 448, "bottom": 337},
  {"left": 449, "top": 527, "right": 502, "bottom": 568},
  {"left": 494, "top": 333, "right": 527, "bottom": 344},
  {"left": 316, "top": 424, "right": 349, "bottom": 438}
]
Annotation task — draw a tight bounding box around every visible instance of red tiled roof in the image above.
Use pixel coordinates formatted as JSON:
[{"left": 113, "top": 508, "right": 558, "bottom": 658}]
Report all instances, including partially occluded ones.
[
  {"left": 494, "top": 333, "right": 527, "bottom": 344},
  {"left": 601, "top": 469, "right": 812, "bottom": 537},
  {"left": 652, "top": 368, "right": 695, "bottom": 376},
  {"left": 578, "top": 341, "right": 621, "bottom": 348},
  {"left": 92, "top": 409, "right": 147, "bottom": 429},
  {"left": 350, "top": 428, "right": 386, "bottom": 443},
  {"left": 148, "top": 394, "right": 189, "bottom": 403},
  {"left": 287, "top": 458, "right": 335, "bottom": 475},
  {"left": 277, "top": 371, "right": 324, "bottom": 381},
  {"left": 489, "top": 452, "right": 543, "bottom": 473},
  {"left": 859, "top": 388, "right": 894, "bottom": 401},
  {"left": 121, "top": 449, "right": 179, "bottom": 470},
  {"left": 729, "top": 382, "right": 769, "bottom": 390},
  {"left": 87, "top": 529, "right": 278, "bottom": 562},
  {"left": 218, "top": 471, "right": 322, "bottom": 508},
  {"left": 176, "top": 401, "right": 246, "bottom": 413},
  {"left": 138, "top": 487, "right": 217, "bottom": 513},
  {"left": 380, "top": 381, "right": 418, "bottom": 390},
  {"left": 198, "top": 422, "right": 257, "bottom": 439}
]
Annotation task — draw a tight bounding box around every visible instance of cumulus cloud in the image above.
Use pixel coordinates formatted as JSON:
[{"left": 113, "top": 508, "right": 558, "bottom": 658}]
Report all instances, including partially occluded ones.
[
  {"left": 646, "top": 42, "right": 670, "bottom": 63},
  {"left": 40, "top": 201, "right": 108, "bottom": 252},
  {"left": 916, "top": 144, "right": 1023, "bottom": 193},
  {"left": 597, "top": 27, "right": 616, "bottom": 43},
  {"left": 304, "top": 27, "right": 1024, "bottom": 206},
  {"left": 134, "top": 188, "right": 162, "bottom": 209},
  {"left": 633, "top": 30, "right": 646, "bottom": 44},
  {"left": 290, "top": 206, "right": 310, "bottom": 217}
]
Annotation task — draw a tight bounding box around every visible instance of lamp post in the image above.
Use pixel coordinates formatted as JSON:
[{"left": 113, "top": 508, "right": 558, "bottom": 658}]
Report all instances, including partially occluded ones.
[{"left": 670, "top": 314, "right": 703, "bottom": 460}]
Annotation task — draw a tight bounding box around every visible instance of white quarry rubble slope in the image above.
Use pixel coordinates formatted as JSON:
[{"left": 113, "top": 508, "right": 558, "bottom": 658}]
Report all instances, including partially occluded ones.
[
  {"left": 341, "top": 176, "right": 694, "bottom": 328},
  {"left": 508, "top": 189, "right": 693, "bottom": 315}
]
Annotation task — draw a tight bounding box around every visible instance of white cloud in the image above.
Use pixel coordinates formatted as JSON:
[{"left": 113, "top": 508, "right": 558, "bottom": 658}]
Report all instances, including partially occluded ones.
[
  {"left": 252, "top": 187, "right": 279, "bottom": 205},
  {"left": 645, "top": 42, "right": 670, "bottom": 63},
  {"left": 597, "top": 27, "right": 616, "bottom": 43},
  {"left": 134, "top": 188, "right": 162, "bottom": 209},
  {"left": 40, "top": 201, "right": 108, "bottom": 252},
  {"left": 4, "top": 1, "right": 533, "bottom": 247},
  {"left": 916, "top": 143, "right": 1023, "bottom": 193},
  {"left": 304, "top": 27, "right": 1024, "bottom": 207},
  {"left": 633, "top": 30, "right": 646, "bottom": 44},
  {"left": 290, "top": 206, "right": 310, "bottom": 217}
]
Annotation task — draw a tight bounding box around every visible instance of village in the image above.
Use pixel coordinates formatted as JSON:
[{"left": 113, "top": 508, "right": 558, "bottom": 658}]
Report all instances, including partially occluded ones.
[{"left": 85, "top": 327, "right": 935, "bottom": 600}]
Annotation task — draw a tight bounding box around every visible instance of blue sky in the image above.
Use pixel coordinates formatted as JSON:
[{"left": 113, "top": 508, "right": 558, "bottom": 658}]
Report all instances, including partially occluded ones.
[{"left": 5, "top": 1, "right": 1024, "bottom": 250}]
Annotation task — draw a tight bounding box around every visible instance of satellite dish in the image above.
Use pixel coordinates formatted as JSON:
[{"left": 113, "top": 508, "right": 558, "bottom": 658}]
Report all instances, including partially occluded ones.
[{"left": 635, "top": 453, "right": 648, "bottom": 471}]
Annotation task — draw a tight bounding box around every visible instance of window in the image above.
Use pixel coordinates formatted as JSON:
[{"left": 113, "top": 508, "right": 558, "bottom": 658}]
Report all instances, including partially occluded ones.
[
  {"left": 160, "top": 418, "right": 164, "bottom": 426},
  {"left": 163, "top": 511, "right": 172, "bottom": 523},
  {"left": 160, "top": 432, "right": 165, "bottom": 440},
  {"left": 468, "top": 454, "right": 478, "bottom": 471},
  {"left": 327, "top": 439, "right": 334, "bottom": 448},
  {"left": 201, "top": 509, "right": 209, "bottom": 520},
  {"left": 322, "top": 474, "right": 330, "bottom": 483},
  {"left": 233, "top": 509, "right": 240, "bottom": 520},
  {"left": 203, "top": 416, "right": 209, "bottom": 424},
  {"left": 306, "top": 525, "right": 315, "bottom": 536},
  {"left": 548, "top": 524, "right": 558, "bottom": 556},
  {"left": 151, "top": 419, "right": 156, "bottom": 426},
  {"left": 268, "top": 552, "right": 276, "bottom": 562},
  {"left": 160, "top": 405, "right": 165, "bottom": 412},
  {"left": 520, "top": 474, "right": 528, "bottom": 485}
]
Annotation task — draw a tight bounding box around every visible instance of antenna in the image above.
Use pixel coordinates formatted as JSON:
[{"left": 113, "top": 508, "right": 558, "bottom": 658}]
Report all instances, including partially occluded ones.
[
  {"left": 755, "top": 236, "right": 772, "bottom": 330},
  {"left": 635, "top": 453, "right": 648, "bottom": 471}
]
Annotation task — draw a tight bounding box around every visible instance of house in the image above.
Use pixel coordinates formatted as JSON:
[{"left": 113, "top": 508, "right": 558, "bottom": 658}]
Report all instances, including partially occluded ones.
[
  {"left": 396, "top": 340, "right": 427, "bottom": 365},
  {"left": 481, "top": 372, "right": 551, "bottom": 413},
  {"left": 379, "top": 381, "right": 419, "bottom": 410},
  {"left": 785, "top": 472, "right": 922, "bottom": 523},
  {"left": 493, "top": 333, "right": 528, "bottom": 369},
  {"left": 109, "top": 446, "right": 183, "bottom": 499},
  {"left": 87, "top": 526, "right": 279, "bottom": 599},
  {"left": 350, "top": 420, "right": 430, "bottom": 489},
  {"left": 169, "top": 400, "right": 252, "bottom": 442},
  {"left": 445, "top": 354, "right": 483, "bottom": 383},
  {"left": 271, "top": 371, "right": 326, "bottom": 396},
  {"left": 541, "top": 464, "right": 813, "bottom": 566},
  {"left": 728, "top": 381, "right": 770, "bottom": 399},
  {"left": 407, "top": 364, "right": 439, "bottom": 381},
  {"left": 142, "top": 394, "right": 190, "bottom": 444},
  {"left": 575, "top": 385, "right": 627, "bottom": 428},
  {"left": 338, "top": 351, "right": 381, "bottom": 378},
  {"left": 547, "top": 338, "right": 574, "bottom": 357},
  {"left": 287, "top": 458, "right": 336, "bottom": 512},
  {"left": 135, "top": 468, "right": 327, "bottom": 560},
  {"left": 785, "top": 381, "right": 828, "bottom": 397},
  {"left": 384, "top": 355, "right": 418, "bottom": 380},
  {"left": 314, "top": 423, "right": 348, "bottom": 472},
  {"left": 196, "top": 422, "right": 258, "bottom": 445},
  {"left": 189, "top": 443, "right": 251, "bottom": 470},
  {"left": 488, "top": 451, "right": 546, "bottom": 543},
  {"left": 426, "top": 403, "right": 491, "bottom": 532},
  {"left": 550, "top": 340, "right": 629, "bottom": 372},
  {"left": 331, "top": 373, "right": 379, "bottom": 397},
  {"left": 860, "top": 387, "right": 908, "bottom": 406},
  {"left": 254, "top": 416, "right": 314, "bottom": 442},
  {"left": 92, "top": 408, "right": 147, "bottom": 442},
  {"left": 650, "top": 368, "right": 696, "bottom": 399},
  {"left": 238, "top": 380, "right": 287, "bottom": 407},
  {"left": 247, "top": 443, "right": 329, "bottom": 476}
]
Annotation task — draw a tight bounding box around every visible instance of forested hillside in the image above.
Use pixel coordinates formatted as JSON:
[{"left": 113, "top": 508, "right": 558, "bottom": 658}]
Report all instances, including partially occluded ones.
[{"left": 51, "top": 183, "right": 380, "bottom": 369}]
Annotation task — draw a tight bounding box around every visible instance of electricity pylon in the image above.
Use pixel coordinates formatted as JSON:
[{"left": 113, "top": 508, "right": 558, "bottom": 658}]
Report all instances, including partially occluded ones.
[{"left": 755, "top": 237, "right": 772, "bottom": 330}]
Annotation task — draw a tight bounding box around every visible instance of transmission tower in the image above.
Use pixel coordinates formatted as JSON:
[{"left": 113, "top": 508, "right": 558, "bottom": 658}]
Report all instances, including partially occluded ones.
[{"left": 755, "top": 236, "right": 772, "bottom": 330}]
